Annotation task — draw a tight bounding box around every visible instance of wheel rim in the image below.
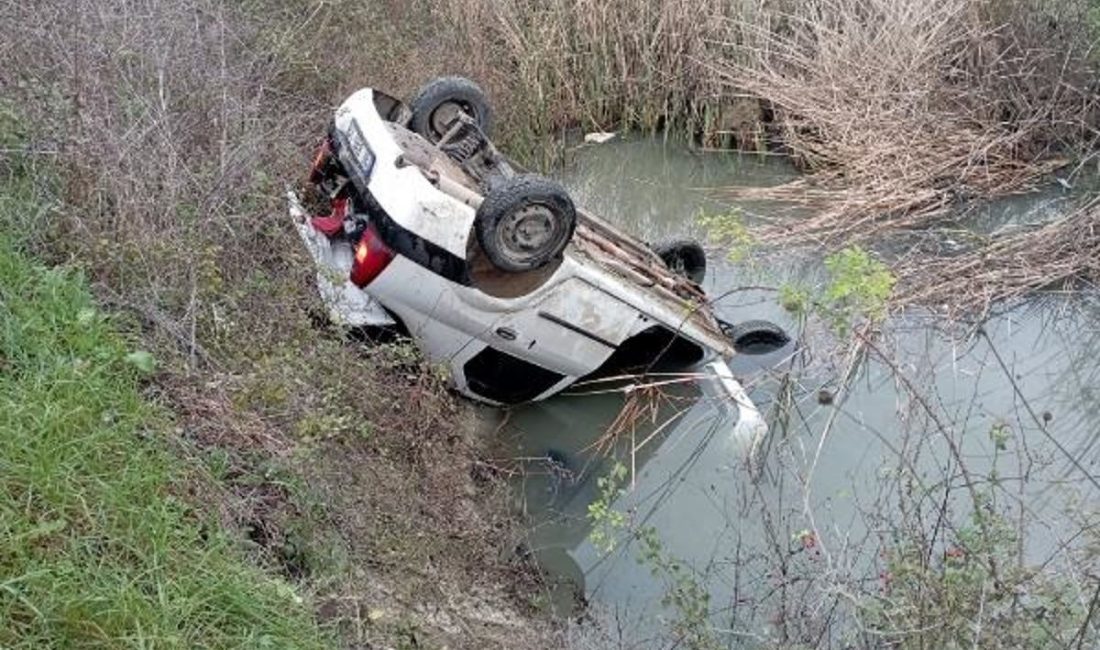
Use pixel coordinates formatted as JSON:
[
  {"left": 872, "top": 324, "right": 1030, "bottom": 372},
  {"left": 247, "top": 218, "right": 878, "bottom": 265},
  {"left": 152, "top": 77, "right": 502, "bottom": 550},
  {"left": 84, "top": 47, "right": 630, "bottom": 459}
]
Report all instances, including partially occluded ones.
[
  {"left": 430, "top": 101, "right": 472, "bottom": 138},
  {"left": 496, "top": 203, "right": 562, "bottom": 267}
]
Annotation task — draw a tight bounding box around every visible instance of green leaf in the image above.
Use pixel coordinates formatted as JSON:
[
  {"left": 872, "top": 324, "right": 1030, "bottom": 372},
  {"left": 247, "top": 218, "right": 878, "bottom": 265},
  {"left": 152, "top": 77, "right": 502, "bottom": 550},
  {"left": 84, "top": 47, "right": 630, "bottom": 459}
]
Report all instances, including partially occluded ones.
[
  {"left": 77, "top": 308, "right": 97, "bottom": 326},
  {"left": 125, "top": 350, "right": 156, "bottom": 374}
]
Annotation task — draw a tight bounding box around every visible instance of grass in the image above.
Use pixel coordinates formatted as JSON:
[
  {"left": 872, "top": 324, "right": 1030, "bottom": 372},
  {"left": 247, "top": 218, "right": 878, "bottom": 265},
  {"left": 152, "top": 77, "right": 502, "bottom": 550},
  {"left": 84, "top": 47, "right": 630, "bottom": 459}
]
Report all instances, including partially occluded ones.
[{"left": 0, "top": 166, "right": 330, "bottom": 648}]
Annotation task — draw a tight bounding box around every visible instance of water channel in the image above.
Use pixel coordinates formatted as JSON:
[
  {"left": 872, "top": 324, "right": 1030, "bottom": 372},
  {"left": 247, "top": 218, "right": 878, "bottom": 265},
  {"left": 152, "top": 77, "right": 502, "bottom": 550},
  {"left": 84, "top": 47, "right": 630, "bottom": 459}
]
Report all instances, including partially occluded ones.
[{"left": 482, "top": 137, "right": 1099, "bottom": 646}]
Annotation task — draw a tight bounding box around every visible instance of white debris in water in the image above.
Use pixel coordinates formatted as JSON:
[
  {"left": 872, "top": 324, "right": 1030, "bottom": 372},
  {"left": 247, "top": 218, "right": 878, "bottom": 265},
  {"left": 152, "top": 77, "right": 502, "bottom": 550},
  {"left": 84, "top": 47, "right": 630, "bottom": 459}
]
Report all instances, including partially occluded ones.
[{"left": 584, "top": 131, "right": 617, "bottom": 144}]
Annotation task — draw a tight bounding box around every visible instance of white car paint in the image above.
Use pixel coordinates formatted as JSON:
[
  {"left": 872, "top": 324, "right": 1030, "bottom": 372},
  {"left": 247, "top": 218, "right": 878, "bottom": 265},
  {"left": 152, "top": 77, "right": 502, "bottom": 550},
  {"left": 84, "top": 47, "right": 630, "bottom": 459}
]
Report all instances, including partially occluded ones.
[{"left": 335, "top": 89, "right": 475, "bottom": 259}]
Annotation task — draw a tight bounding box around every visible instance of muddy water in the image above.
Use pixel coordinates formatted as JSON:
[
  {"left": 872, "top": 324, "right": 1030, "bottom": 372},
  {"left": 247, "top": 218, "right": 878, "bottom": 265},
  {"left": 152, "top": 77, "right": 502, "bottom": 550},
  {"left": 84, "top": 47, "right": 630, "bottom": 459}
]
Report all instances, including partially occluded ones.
[{"left": 488, "top": 137, "right": 1098, "bottom": 643}]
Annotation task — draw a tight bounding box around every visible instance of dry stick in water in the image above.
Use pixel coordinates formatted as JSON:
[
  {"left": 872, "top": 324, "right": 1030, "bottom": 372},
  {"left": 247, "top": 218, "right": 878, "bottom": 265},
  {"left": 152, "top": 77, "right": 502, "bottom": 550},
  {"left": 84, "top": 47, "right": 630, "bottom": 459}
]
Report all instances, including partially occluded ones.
[
  {"left": 979, "top": 327, "right": 1100, "bottom": 495},
  {"left": 855, "top": 329, "right": 1006, "bottom": 588}
]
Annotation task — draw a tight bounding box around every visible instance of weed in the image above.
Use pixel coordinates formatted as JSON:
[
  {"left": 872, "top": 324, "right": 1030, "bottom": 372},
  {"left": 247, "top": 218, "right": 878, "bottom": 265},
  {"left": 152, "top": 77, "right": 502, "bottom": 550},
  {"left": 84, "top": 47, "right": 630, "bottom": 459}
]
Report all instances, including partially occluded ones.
[
  {"left": 696, "top": 207, "right": 753, "bottom": 263},
  {"left": 0, "top": 106, "right": 57, "bottom": 251},
  {"left": 988, "top": 421, "right": 1011, "bottom": 452},
  {"left": 636, "top": 527, "right": 719, "bottom": 650},
  {"left": 779, "top": 284, "right": 811, "bottom": 316},
  {"left": 123, "top": 348, "right": 157, "bottom": 374},
  {"left": 774, "top": 246, "right": 894, "bottom": 336},
  {"left": 0, "top": 102, "right": 25, "bottom": 151},
  {"left": 821, "top": 247, "right": 896, "bottom": 335},
  {"left": 587, "top": 461, "right": 629, "bottom": 554},
  {"left": 863, "top": 499, "right": 1088, "bottom": 648},
  {"left": 587, "top": 462, "right": 719, "bottom": 648},
  {"left": 0, "top": 231, "right": 329, "bottom": 647}
]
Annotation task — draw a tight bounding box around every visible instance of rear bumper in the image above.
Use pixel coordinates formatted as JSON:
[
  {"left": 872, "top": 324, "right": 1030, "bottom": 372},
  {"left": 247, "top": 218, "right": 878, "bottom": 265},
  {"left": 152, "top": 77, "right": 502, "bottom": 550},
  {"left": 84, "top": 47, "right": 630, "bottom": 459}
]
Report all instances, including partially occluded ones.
[{"left": 288, "top": 190, "right": 396, "bottom": 328}]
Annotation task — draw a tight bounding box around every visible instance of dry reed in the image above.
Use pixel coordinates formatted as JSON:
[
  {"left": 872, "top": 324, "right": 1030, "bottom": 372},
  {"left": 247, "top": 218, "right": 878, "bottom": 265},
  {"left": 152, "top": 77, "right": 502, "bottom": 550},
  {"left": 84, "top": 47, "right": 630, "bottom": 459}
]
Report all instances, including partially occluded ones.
[
  {"left": 893, "top": 197, "right": 1100, "bottom": 316},
  {"left": 715, "top": 0, "right": 1099, "bottom": 247},
  {"left": 448, "top": 0, "right": 771, "bottom": 150}
]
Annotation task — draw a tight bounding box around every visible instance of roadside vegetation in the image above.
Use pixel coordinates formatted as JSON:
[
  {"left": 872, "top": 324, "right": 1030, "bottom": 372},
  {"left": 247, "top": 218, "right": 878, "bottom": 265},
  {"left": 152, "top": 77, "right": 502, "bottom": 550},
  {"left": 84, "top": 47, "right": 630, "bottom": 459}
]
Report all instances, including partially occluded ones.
[
  {"left": 454, "top": 0, "right": 1100, "bottom": 313},
  {"left": 4, "top": 0, "right": 1100, "bottom": 648},
  {"left": 1, "top": 1, "right": 558, "bottom": 648},
  {"left": 0, "top": 151, "right": 328, "bottom": 646}
]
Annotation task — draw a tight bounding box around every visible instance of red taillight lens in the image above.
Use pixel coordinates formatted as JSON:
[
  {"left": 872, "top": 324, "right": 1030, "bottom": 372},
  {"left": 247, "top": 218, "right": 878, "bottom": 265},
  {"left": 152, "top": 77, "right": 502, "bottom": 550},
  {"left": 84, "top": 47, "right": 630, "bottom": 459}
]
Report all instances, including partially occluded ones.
[{"left": 350, "top": 226, "right": 395, "bottom": 287}]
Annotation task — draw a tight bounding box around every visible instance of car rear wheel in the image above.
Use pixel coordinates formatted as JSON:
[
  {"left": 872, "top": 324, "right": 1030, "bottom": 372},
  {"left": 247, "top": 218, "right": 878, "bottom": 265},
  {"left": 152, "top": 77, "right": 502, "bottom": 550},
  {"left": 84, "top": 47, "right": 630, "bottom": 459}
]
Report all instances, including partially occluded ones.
[
  {"left": 652, "top": 239, "right": 707, "bottom": 284},
  {"left": 409, "top": 76, "right": 492, "bottom": 143},
  {"left": 720, "top": 319, "right": 791, "bottom": 355},
  {"left": 475, "top": 175, "right": 577, "bottom": 273}
]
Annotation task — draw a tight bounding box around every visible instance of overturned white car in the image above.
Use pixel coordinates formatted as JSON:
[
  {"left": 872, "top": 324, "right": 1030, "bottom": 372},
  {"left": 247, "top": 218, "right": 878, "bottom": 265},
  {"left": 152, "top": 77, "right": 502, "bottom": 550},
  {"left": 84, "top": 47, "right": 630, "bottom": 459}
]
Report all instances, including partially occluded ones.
[{"left": 290, "top": 77, "right": 787, "bottom": 408}]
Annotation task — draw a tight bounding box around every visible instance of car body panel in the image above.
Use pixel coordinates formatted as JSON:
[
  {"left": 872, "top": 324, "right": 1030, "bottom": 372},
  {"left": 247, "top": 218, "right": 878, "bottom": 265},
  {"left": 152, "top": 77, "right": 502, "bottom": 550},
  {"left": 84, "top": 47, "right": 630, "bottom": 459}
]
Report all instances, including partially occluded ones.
[
  {"left": 290, "top": 85, "right": 763, "bottom": 418},
  {"left": 336, "top": 89, "right": 475, "bottom": 260},
  {"left": 292, "top": 195, "right": 395, "bottom": 327}
]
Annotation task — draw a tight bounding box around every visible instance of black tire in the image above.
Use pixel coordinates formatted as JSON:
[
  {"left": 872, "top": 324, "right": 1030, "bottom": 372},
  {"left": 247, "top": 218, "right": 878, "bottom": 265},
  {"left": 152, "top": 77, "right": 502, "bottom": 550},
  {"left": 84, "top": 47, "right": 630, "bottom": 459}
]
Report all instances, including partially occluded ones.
[
  {"left": 652, "top": 239, "right": 707, "bottom": 284},
  {"left": 475, "top": 175, "right": 577, "bottom": 273},
  {"left": 409, "top": 76, "right": 492, "bottom": 143},
  {"left": 720, "top": 319, "right": 791, "bottom": 355}
]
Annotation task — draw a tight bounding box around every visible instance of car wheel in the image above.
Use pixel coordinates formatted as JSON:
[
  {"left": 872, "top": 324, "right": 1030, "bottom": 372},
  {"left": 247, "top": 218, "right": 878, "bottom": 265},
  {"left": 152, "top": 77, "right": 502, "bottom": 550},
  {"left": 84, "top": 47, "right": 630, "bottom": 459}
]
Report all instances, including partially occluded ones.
[
  {"left": 409, "top": 76, "right": 492, "bottom": 143},
  {"left": 720, "top": 319, "right": 791, "bottom": 355},
  {"left": 652, "top": 239, "right": 707, "bottom": 284},
  {"left": 475, "top": 175, "right": 577, "bottom": 273}
]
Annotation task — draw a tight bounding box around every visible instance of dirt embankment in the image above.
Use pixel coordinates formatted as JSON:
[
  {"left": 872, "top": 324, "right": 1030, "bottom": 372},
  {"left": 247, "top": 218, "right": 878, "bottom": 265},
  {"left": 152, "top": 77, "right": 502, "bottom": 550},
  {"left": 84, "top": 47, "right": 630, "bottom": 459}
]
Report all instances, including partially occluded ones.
[{"left": 0, "top": 0, "right": 569, "bottom": 647}]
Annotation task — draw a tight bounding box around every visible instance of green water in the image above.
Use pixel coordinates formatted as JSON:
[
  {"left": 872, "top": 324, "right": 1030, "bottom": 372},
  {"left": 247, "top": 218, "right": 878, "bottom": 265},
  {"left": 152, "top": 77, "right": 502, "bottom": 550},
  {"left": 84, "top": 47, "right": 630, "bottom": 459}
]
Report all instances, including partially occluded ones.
[{"left": 487, "top": 137, "right": 1096, "bottom": 646}]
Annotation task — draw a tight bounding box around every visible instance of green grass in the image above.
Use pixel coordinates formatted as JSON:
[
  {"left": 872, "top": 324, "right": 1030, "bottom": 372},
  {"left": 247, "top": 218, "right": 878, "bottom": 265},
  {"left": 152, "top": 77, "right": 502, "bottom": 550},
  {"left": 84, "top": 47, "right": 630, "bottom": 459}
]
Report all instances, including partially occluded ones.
[{"left": 0, "top": 166, "right": 331, "bottom": 647}]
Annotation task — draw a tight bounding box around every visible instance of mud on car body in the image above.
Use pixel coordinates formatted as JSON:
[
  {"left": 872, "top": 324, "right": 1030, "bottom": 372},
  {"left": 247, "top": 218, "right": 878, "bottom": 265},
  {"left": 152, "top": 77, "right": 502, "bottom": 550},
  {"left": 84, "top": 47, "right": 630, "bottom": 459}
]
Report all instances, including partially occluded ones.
[{"left": 291, "top": 77, "right": 786, "bottom": 412}]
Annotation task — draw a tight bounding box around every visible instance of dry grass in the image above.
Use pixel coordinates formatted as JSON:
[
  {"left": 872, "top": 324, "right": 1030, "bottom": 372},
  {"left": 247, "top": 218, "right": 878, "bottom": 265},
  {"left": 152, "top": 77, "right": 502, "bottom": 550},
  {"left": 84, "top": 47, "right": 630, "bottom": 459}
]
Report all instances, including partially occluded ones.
[
  {"left": 447, "top": 0, "right": 772, "bottom": 155},
  {"left": 893, "top": 197, "right": 1100, "bottom": 317},
  {"left": 716, "top": 0, "right": 1100, "bottom": 246},
  {"left": 0, "top": 0, "right": 563, "bottom": 647}
]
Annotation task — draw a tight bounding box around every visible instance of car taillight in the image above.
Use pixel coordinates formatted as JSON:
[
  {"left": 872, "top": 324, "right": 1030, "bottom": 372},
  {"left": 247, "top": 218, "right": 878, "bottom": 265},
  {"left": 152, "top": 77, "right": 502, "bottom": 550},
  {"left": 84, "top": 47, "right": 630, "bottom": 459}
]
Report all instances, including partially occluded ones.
[{"left": 349, "top": 225, "right": 395, "bottom": 287}]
